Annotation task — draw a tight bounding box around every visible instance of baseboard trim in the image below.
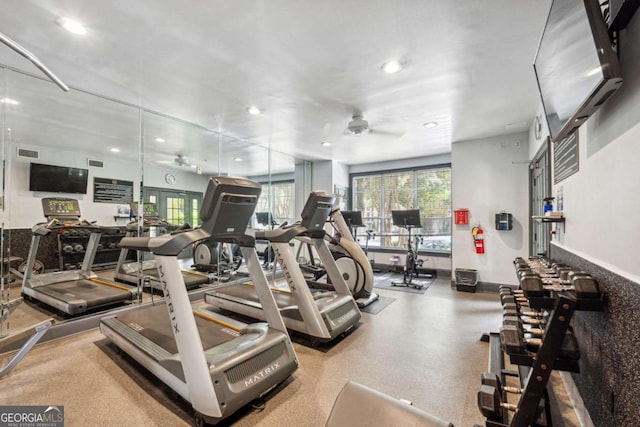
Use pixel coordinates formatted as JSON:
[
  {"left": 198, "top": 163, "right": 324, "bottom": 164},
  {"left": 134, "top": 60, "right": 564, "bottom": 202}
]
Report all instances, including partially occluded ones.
[{"left": 449, "top": 280, "right": 514, "bottom": 293}]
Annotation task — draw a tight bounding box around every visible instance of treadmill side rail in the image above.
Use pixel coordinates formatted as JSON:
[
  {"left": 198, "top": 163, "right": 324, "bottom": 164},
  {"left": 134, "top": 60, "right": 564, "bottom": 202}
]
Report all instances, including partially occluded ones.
[{"left": 154, "top": 254, "right": 222, "bottom": 419}]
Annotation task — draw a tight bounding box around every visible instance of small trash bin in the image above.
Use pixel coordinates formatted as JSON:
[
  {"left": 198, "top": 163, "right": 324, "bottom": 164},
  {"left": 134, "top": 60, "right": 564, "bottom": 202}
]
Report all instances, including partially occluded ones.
[{"left": 455, "top": 268, "right": 478, "bottom": 293}]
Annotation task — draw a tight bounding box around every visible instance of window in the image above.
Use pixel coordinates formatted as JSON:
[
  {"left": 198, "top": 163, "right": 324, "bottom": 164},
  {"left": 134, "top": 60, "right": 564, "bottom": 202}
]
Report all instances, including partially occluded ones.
[
  {"left": 255, "top": 181, "right": 295, "bottom": 228},
  {"left": 352, "top": 166, "right": 451, "bottom": 252},
  {"left": 165, "top": 197, "right": 185, "bottom": 226}
]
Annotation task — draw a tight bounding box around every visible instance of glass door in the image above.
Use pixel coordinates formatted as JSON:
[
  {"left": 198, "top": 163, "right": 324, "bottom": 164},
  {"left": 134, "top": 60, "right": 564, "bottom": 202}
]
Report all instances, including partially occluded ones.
[{"left": 530, "top": 138, "right": 551, "bottom": 256}]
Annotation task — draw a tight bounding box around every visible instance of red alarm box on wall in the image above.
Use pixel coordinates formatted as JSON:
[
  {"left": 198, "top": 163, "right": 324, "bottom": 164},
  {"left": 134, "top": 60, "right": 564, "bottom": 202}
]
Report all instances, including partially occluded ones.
[{"left": 454, "top": 209, "right": 469, "bottom": 225}]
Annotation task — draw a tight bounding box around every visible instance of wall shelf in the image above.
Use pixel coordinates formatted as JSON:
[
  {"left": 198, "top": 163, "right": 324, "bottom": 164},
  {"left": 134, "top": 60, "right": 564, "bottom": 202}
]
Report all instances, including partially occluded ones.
[{"left": 532, "top": 215, "right": 565, "bottom": 223}]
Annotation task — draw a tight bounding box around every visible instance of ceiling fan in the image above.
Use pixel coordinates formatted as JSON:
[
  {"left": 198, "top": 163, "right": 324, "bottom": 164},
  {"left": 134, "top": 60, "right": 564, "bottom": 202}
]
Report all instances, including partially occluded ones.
[
  {"left": 345, "top": 112, "right": 405, "bottom": 138},
  {"left": 174, "top": 154, "right": 191, "bottom": 167}
]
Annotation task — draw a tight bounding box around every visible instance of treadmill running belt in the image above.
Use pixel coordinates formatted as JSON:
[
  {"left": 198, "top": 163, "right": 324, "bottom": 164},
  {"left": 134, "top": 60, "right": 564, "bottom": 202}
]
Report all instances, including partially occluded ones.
[
  {"left": 117, "top": 305, "right": 238, "bottom": 354},
  {"left": 40, "top": 279, "right": 131, "bottom": 307},
  {"left": 144, "top": 269, "right": 209, "bottom": 287}
]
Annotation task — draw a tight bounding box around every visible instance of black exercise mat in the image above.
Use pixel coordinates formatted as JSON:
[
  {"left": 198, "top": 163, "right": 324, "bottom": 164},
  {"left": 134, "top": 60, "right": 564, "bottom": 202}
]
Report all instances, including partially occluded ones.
[
  {"left": 373, "top": 273, "right": 434, "bottom": 294},
  {"left": 360, "top": 295, "right": 396, "bottom": 315}
]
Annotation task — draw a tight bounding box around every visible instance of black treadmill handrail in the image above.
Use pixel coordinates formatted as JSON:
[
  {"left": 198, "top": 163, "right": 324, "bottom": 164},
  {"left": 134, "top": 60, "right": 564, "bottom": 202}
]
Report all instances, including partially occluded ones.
[
  {"left": 254, "top": 223, "right": 327, "bottom": 243},
  {"left": 31, "top": 218, "right": 102, "bottom": 235},
  {"left": 121, "top": 229, "right": 257, "bottom": 256}
]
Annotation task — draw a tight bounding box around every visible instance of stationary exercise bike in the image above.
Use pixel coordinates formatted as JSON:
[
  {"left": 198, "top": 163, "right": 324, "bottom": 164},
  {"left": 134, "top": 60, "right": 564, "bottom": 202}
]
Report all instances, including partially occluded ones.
[{"left": 391, "top": 209, "right": 428, "bottom": 289}]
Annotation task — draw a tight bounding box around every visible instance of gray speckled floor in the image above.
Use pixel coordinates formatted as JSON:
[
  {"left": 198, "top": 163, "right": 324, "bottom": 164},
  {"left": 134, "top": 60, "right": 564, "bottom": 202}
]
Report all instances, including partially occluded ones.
[{"left": 0, "top": 278, "right": 578, "bottom": 426}]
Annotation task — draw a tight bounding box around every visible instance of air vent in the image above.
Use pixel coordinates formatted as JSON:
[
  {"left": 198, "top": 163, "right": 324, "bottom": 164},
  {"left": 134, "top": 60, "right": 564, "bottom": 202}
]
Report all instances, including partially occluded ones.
[
  {"left": 16, "top": 148, "right": 40, "bottom": 159},
  {"left": 88, "top": 159, "right": 104, "bottom": 168}
]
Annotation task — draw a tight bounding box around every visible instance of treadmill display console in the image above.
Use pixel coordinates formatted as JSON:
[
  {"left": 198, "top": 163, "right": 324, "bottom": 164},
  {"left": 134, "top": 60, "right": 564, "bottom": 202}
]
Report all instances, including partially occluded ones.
[
  {"left": 42, "top": 198, "right": 81, "bottom": 218},
  {"left": 300, "top": 191, "right": 335, "bottom": 231},
  {"left": 130, "top": 202, "right": 160, "bottom": 220}
]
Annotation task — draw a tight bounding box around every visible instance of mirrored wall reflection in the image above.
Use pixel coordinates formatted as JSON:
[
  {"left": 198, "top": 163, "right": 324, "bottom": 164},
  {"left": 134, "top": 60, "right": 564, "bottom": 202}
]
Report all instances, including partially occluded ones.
[
  {"left": 1, "top": 65, "right": 8, "bottom": 336},
  {"left": 1, "top": 68, "right": 144, "bottom": 332},
  {"left": 0, "top": 68, "right": 298, "bottom": 339},
  {"left": 137, "top": 111, "right": 220, "bottom": 290}
]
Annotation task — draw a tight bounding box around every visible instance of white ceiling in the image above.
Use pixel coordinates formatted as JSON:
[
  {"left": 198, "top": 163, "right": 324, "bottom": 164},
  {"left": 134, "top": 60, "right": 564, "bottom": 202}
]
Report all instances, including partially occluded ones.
[{"left": 0, "top": 0, "right": 551, "bottom": 174}]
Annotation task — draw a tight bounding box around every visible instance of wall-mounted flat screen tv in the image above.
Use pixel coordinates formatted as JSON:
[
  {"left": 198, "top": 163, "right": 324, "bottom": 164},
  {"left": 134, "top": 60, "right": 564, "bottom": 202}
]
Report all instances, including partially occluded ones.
[
  {"left": 29, "top": 163, "right": 89, "bottom": 194},
  {"left": 534, "top": 0, "right": 623, "bottom": 142}
]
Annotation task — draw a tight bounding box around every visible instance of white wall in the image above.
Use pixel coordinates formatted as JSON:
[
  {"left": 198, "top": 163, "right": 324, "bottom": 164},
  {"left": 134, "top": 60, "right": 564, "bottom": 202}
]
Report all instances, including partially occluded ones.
[
  {"left": 349, "top": 153, "right": 451, "bottom": 174},
  {"left": 451, "top": 132, "right": 529, "bottom": 286},
  {"left": 6, "top": 142, "right": 209, "bottom": 228},
  {"left": 332, "top": 160, "right": 349, "bottom": 190},
  {"left": 311, "top": 160, "right": 333, "bottom": 193}
]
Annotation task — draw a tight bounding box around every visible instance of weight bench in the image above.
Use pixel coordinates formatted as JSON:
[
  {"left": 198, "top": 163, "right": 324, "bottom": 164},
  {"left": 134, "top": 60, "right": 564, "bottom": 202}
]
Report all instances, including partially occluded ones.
[{"left": 326, "top": 381, "right": 453, "bottom": 427}]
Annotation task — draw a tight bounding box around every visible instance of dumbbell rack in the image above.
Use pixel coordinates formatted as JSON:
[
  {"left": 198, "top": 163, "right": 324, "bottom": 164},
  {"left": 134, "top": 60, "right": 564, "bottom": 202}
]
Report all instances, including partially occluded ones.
[
  {"left": 483, "top": 264, "right": 604, "bottom": 427},
  {"left": 57, "top": 229, "right": 129, "bottom": 271}
]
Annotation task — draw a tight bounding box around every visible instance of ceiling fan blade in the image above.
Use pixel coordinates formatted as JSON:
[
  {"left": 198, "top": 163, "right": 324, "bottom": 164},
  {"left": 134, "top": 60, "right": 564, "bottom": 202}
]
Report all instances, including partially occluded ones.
[{"left": 369, "top": 128, "right": 405, "bottom": 137}]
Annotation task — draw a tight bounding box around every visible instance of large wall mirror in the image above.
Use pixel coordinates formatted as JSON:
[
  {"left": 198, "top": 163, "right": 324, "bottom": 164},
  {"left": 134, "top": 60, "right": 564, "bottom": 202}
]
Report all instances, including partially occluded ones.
[
  {"left": 0, "top": 67, "right": 291, "bottom": 344},
  {"left": 0, "top": 68, "right": 144, "bottom": 336}
]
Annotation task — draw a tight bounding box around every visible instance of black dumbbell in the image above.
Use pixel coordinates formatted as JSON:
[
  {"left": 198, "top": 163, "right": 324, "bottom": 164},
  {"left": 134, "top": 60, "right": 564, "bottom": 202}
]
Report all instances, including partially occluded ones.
[
  {"left": 500, "top": 325, "right": 580, "bottom": 359},
  {"left": 502, "top": 302, "right": 542, "bottom": 318},
  {"left": 503, "top": 316, "right": 545, "bottom": 336},
  {"left": 108, "top": 242, "right": 117, "bottom": 249},
  {"left": 520, "top": 276, "right": 544, "bottom": 297},
  {"left": 569, "top": 274, "right": 600, "bottom": 299},
  {"left": 64, "top": 263, "right": 73, "bottom": 270},
  {"left": 481, "top": 372, "right": 522, "bottom": 395},
  {"left": 478, "top": 384, "right": 517, "bottom": 420},
  {"left": 97, "top": 243, "right": 104, "bottom": 251},
  {"left": 73, "top": 244, "right": 85, "bottom": 252},
  {"left": 62, "top": 244, "right": 75, "bottom": 253},
  {"left": 76, "top": 262, "right": 83, "bottom": 269},
  {"left": 501, "top": 294, "right": 529, "bottom": 307}
]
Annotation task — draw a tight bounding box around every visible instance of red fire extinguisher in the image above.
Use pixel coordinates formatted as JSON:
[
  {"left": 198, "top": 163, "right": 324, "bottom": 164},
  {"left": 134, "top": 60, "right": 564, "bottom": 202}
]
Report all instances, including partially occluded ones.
[{"left": 472, "top": 226, "right": 485, "bottom": 254}]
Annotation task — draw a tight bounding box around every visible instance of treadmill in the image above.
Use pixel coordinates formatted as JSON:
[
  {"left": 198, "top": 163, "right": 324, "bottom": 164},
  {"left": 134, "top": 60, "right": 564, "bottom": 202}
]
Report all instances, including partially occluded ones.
[
  {"left": 205, "top": 191, "right": 361, "bottom": 344},
  {"left": 21, "top": 198, "right": 138, "bottom": 315},
  {"left": 299, "top": 204, "right": 379, "bottom": 308},
  {"left": 100, "top": 176, "right": 298, "bottom": 425},
  {"left": 113, "top": 202, "right": 210, "bottom": 290}
]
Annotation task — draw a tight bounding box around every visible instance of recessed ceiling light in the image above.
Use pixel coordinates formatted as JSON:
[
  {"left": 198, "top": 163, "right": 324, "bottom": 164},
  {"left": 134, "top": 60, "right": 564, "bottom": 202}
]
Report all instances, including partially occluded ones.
[
  {"left": 110, "top": 148, "right": 120, "bottom": 153},
  {"left": 154, "top": 137, "right": 166, "bottom": 143},
  {"left": 56, "top": 17, "right": 88, "bottom": 35},
  {"left": 233, "top": 157, "right": 243, "bottom": 162},
  {"left": 321, "top": 142, "right": 331, "bottom": 147},
  {"left": 423, "top": 122, "right": 438, "bottom": 128},
  {"left": 381, "top": 60, "right": 403, "bottom": 74},
  {"left": 190, "top": 164, "right": 197, "bottom": 168},
  {"left": 247, "top": 106, "right": 261, "bottom": 115},
  {"left": 0, "top": 98, "right": 19, "bottom": 105}
]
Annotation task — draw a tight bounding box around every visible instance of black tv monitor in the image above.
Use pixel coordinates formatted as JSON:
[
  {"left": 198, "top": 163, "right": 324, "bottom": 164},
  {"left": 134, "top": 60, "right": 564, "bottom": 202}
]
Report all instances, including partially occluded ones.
[
  {"left": 341, "top": 211, "right": 364, "bottom": 228},
  {"left": 300, "top": 191, "right": 335, "bottom": 231},
  {"left": 534, "top": 0, "right": 623, "bottom": 143},
  {"left": 29, "top": 163, "right": 89, "bottom": 194},
  {"left": 391, "top": 209, "right": 422, "bottom": 228}
]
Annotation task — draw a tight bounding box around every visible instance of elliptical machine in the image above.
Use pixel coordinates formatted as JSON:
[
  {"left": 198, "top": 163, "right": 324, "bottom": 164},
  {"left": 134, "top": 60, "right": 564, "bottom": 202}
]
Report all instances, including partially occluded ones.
[
  {"left": 297, "top": 202, "right": 379, "bottom": 308},
  {"left": 391, "top": 209, "right": 428, "bottom": 289}
]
